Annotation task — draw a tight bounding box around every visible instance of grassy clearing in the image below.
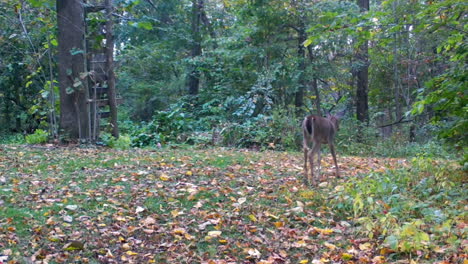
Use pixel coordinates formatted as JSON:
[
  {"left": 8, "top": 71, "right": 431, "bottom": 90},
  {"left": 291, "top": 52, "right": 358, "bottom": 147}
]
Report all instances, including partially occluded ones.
[{"left": 0, "top": 145, "right": 465, "bottom": 263}]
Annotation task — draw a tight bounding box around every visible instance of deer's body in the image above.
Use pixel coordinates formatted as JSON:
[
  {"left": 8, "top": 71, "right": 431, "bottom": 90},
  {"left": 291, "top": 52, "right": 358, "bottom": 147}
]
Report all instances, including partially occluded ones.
[{"left": 302, "top": 114, "right": 340, "bottom": 186}]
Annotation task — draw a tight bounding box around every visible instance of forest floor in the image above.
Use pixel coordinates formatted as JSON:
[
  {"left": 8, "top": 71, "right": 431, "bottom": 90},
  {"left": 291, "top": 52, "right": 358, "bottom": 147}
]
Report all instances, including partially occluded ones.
[{"left": 0, "top": 145, "right": 465, "bottom": 264}]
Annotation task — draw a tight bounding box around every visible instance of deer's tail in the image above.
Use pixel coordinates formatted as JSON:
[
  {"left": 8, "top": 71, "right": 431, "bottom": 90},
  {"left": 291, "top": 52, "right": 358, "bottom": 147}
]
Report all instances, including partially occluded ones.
[{"left": 303, "top": 116, "right": 314, "bottom": 135}]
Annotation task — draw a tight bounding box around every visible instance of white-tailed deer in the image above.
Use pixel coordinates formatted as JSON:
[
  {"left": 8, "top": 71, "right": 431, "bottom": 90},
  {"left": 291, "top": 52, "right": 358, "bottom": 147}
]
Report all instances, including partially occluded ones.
[{"left": 302, "top": 114, "right": 340, "bottom": 186}]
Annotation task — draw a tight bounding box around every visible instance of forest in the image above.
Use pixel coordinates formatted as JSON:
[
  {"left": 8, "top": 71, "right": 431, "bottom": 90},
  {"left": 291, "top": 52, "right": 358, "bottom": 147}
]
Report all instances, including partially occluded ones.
[{"left": 0, "top": 0, "right": 466, "bottom": 263}]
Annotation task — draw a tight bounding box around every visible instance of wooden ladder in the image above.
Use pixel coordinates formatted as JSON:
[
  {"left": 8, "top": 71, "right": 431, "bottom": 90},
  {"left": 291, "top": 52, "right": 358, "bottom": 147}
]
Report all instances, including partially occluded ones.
[{"left": 84, "top": 0, "right": 119, "bottom": 141}]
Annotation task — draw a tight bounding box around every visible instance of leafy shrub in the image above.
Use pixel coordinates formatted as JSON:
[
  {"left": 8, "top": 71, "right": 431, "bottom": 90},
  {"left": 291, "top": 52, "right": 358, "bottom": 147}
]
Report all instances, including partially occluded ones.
[
  {"left": 325, "top": 157, "right": 466, "bottom": 256},
  {"left": 25, "top": 129, "right": 48, "bottom": 144},
  {"left": 100, "top": 133, "right": 132, "bottom": 150}
]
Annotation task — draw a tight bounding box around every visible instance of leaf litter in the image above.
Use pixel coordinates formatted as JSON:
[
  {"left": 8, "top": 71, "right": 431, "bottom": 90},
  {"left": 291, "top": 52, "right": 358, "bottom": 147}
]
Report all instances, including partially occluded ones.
[{"left": 0, "top": 145, "right": 464, "bottom": 263}]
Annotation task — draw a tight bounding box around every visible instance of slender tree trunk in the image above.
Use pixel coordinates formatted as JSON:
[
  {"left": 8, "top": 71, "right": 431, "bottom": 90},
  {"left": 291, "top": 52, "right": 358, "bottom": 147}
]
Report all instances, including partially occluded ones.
[
  {"left": 4, "top": 96, "right": 11, "bottom": 132},
  {"left": 14, "top": 84, "right": 21, "bottom": 131},
  {"left": 356, "top": 0, "right": 369, "bottom": 124},
  {"left": 311, "top": 78, "right": 322, "bottom": 116},
  {"left": 392, "top": 1, "right": 402, "bottom": 132},
  {"left": 57, "top": 0, "right": 89, "bottom": 141},
  {"left": 188, "top": 0, "right": 202, "bottom": 96},
  {"left": 295, "top": 24, "right": 306, "bottom": 114},
  {"left": 307, "top": 45, "right": 323, "bottom": 116}
]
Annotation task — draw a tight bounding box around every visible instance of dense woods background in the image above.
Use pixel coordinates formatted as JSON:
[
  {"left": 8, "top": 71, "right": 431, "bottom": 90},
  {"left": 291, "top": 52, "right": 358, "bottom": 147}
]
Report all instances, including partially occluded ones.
[{"left": 0, "top": 0, "right": 466, "bottom": 160}]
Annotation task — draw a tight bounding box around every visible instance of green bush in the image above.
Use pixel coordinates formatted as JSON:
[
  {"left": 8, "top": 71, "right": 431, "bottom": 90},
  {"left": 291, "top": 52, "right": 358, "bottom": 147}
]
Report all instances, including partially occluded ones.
[
  {"left": 25, "top": 129, "right": 48, "bottom": 144},
  {"left": 100, "top": 133, "right": 132, "bottom": 150},
  {"left": 324, "top": 157, "right": 466, "bottom": 256}
]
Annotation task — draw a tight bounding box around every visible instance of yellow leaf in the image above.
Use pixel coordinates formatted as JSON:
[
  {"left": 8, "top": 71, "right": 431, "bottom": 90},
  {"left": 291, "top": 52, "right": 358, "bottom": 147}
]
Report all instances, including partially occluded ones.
[
  {"left": 184, "top": 233, "right": 194, "bottom": 240},
  {"left": 159, "top": 173, "right": 169, "bottom": 181},
  {"left": 62, "top": 241, "right": 84, "bottom": 251},
  {"left": 126, "top": 250, "right": 138, "bottom": 256},
  {"left": 315, "top": 227, "right": 334, "bottom": 235},
  {"left": 324, "top": 242, "right": 336, "bottom": 250},
  {"left": 300, "top": 260, "right": 309, "bottom": 264},
  {"left": 219, "top": 239, "right": 227, "bottom": 244},
  {"left": 274, "top": 221, "right": 284, "bottom": 228},
  {"left": 341, "top": 253, "right": 353, "bottom": 260},
  {"left": 265, "top": 211, "right": 279, "bottom": 219},
  {"left": 171, "top": 209, "right": 183, "bottom": 217},
  {"left": 185, "top": 170, "right": 193, "bottom": 176},
  {"left": 173, "top": 228, "right": 186, "bottom": 235},
  {"left": 249, "top": 214, "right": 257, "bottom": 222}
]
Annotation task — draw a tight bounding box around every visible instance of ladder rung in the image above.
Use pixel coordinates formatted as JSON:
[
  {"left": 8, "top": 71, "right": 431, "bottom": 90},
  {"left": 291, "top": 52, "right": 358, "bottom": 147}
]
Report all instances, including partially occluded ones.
[
  {"left": 99, "top": 111, "right": 110, "bottom": 118},
  {"left": 88, "top": 98, "right": 123, "bottom": 107},
  {"left": 91, "top": 87, "right": 108, "bottom": 94},
  {"left": 85, "top": 5, "right": 105, "bottom": 13}
]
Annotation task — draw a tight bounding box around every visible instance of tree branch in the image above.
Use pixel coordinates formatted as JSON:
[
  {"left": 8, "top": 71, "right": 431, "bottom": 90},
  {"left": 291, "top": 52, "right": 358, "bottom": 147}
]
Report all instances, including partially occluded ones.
[{"left": 377, "top": 116, "right": 412, "bottom": 128}]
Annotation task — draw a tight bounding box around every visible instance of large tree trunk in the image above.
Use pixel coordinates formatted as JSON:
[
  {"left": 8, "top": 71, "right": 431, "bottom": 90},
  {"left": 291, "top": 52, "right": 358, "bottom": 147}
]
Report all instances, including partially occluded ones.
[
  {"left": 105, "top": 0, "right": 119, "bottom": 138},
  {"left": 57, "top": 0, "right": 89, "bottom": 140},
  {"left": 356, "top": 0, "right": 369, "bottom": 124},
  {"left": 188, "top": 0, "right": 202, "bottom": 96}
]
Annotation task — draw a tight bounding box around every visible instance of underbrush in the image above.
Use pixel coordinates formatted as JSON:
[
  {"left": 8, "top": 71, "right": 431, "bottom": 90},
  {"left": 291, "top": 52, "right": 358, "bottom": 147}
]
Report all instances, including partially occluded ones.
[
  {"left": 0, "top": 133, "right": 25, "bottom": 144},
  {"left": 314, "top": 157, "right": 467, "bottom": 261}
]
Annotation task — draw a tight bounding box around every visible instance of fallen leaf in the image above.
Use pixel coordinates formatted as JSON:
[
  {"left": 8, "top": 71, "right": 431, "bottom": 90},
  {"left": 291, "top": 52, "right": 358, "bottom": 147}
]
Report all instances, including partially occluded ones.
[
  {"left": 159, "top": 173, "right": 170, "bottom": 181},
  {"left": 63, "top": 215, "right": 73, "bottom": 223},
  {"left": 359, "top": 242, "right": 372, "bottom": 251},
  {"left": 247, "top": 248, "right": 261, "bottom": 258},
  {"left": 65, "top": 205, "right": 78, "bottom": 211},
  {"left": 135, "top": 206, "right": 145, "bottom": 213},
  {"left": 249, "top": 214, "right": 257, "bottom": 222},
  {"left": 207, "top": 230, "right": 222, "bottom": 237},
  {"left": 341, "top": 253, "right": 353, "bottom": 260},
  {"left": 324, "top": 242, "right": 336, "bottom": 250},
  {"left": 63, "top": 241, "right": 84, "bottom": 251},
  {"left": 141, "top": 216, "right": 156, "bottom": 226},
  {"left": 273, "top": 221, "right": 284, "bottom": 228}
]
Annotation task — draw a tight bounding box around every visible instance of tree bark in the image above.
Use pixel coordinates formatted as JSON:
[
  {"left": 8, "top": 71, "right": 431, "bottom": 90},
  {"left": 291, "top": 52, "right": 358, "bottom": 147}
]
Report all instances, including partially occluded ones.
[
  {"left": 295, "top": 24, "right": 306, "bottom": 114},
  {"left": 307, "top": 45, "right": 323, "bottom": 116},
  {"left": 57, "top": 0, "right": 90, "bottom": 141},
  {"left": 356, "top": 0, "right": 369, "bottom": 124},
  {"left": 188, "top": 0, "right": 202, "bottom": 96}
]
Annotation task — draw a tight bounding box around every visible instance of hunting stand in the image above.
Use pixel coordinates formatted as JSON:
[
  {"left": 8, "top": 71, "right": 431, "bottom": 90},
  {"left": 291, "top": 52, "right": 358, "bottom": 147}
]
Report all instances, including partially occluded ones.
[{"left": 84, "top": 0, "right": 120, "bottom": 141}]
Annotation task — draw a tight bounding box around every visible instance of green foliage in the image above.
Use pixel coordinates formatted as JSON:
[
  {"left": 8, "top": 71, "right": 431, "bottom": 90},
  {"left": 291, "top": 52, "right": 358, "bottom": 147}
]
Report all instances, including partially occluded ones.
[
  {"left": 25, "top": 129, "right": 48, "bottom": 144},
  {"left": 408, "top": 0, "right": 467, "bottom": 162},
  {"left": 101, "top": 133, "right": 132, "bottom": 150},
  {"left": 337, "top": 119, "right": 454, "bottom": 159},
  {"left": 326, "top": 157, "right": 466, "bottom": 256},
  {"left": 0, "top": 134, "right": 25, "bottom": 144}
]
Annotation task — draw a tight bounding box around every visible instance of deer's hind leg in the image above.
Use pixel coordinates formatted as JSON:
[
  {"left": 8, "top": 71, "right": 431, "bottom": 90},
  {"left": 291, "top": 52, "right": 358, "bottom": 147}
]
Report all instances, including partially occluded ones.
[
  {"left": 309, "top": 142, "right": 321, "bottom": 186},
  {"left": 303, "top": 146, "right": 309, "bottom": 185},
  {"left": 329, "top": 143, "right": 339, "bottom": 178}
]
